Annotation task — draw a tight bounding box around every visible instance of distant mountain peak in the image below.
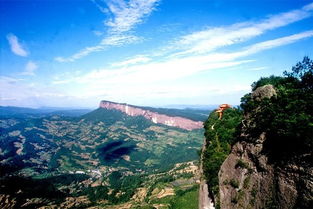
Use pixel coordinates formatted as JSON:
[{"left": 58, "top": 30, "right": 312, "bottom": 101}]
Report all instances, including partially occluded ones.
[{"left": 99, "top": 100, "right": 203, "bottom": 130}]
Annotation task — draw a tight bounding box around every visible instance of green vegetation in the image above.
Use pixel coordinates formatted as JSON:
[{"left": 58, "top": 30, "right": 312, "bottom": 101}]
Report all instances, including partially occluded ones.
[
  {"left": 147, "top": 185, "right": 198, "bottom": 209},
  {"left": 203, "top": 107, "right": 242, "bottom": 195},
  {"left": 235, "top": 159, "right": 250, "bottom": 169},
  {"left": 84, "top": 186, "right": 109, "bottom": 202},
  {"left": 0, "top": 175, "right": 70, "bottom": 208},
  {"left": 250, "top": 186, "right": 258, "bottom": 207},
  {"left": 231, "top": 189, "right": 245, "bottom": 205},
  {"left": 0, "top": 104, "right": 203, "bottom": 208},
  {"left": 243, "top": 176, "right": 250, "bottom": 189},
  {"left": 229, "top": 179, "right": 239, "bottom": 189},
  {"left": 170, "top": 186, "right": 198, "bottom": 209},
  {"left": 202, "top": 57, "right": 313, "bottom": 207},
  {"left": 240, "top": 56, "right": 313, "bottom": 163}
]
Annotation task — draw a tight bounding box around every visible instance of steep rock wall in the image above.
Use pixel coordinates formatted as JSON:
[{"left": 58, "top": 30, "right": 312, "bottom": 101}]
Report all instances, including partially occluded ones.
[
  {"left": 99, "top": 101, "right": 203, "bottom": 130},
  {"left": 219, "top": 134, "right": 313, "bottom": 209},
  {"left": 218, "top": 85, "right": 313, "bottom": 209}
]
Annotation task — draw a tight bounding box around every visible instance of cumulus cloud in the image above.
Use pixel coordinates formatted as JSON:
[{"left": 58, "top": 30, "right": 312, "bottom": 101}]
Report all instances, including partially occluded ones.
[{"left": 6, "top": 33, "right": 28, "bottom": 57}]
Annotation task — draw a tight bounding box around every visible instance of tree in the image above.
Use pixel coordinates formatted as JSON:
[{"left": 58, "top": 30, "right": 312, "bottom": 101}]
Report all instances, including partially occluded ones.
[{"left": 241, "top": 57, "right": 313, "bottom": 163}]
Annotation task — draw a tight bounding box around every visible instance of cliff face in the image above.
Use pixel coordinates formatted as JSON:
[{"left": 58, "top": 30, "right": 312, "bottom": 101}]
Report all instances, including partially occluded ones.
[
  {"left": 99, "top": 101, "right": 203, "bottom": 130},
  {"left": 218, "top": 85, "right": 313, "bottom": 209}
]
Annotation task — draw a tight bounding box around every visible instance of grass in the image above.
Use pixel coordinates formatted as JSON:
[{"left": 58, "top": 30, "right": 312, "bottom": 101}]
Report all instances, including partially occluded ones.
[
  {"left": 170, "top": 187, "right": 198, "bottom": 209},
  {"left": 150, "top": 195, "right": 173, "bottom": 204}
]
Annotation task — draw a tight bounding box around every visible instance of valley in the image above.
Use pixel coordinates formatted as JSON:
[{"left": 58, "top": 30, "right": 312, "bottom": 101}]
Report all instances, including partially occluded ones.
[
  {"left": 0, "top": 102, "right": 209, "bottom": 208},
  {"left": 2, "top": 1, "right": 312, "bottom": 208}
]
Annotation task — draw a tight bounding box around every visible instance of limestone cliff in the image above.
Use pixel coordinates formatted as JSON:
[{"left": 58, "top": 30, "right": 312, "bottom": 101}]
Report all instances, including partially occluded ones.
[
  {"left": 99, "top": 100, "right": 203, "bottom": 130},
  {"left": 218, "top": 85, "right": 313, "bottom": 209}
]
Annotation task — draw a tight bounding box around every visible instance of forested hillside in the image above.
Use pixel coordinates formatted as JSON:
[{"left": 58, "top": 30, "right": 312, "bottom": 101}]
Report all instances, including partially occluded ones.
[
  {"left": 202, "top": 57, "right": 313, "bottom": 209},
  {"left": 0, "top": 106, "right": 204, "bottom": 208}
]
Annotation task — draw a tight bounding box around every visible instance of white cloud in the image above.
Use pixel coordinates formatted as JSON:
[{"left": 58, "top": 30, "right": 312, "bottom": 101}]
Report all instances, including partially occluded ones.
[
  {"left": 56, "top": 0, "right": 159, "bottom": 62},
  {"left": 55, "top": 45, "right": 105, "bottom": 62},
  {"left": 55, "top": 34, "right": 140, "bottom": 62},
  {"left": 172, "top": 2, "right": 313, "bottom": 56},
  {"left": 304, "top": 2, "right": 313, "bottom": 11},
  {"left": 21, "top": 61, "right": 38, "bottom": 76},
  {"left": 168, "top": 30, "right": 313, "bottom": 68},
  {"left": 51, "top": 29, "right": 313, "bottom": 104},
  {"left": 6, "top": 33, "right": 28, "bottom": 57},
  {"left": 0, "top": 76, "right": 23, "bottom": 84},
  {"left": 56, "top": 1, "right": 312, "bottom": 63},
  {"left": 104, "top": 0, "right": 160, "bottom": 34},
  {"left": 0, "top": 76, "right": 97, "bottom": 108},
  {"left": 247, "top": 67, "right": 268, "bottom": 71},
  {"left": 14, "top": 2, "right": 313, "bottom": 107},
  {"left": 234, "top": 30, "right": 313, "bottom": 58},
  {"left": 72, "top": 59, "right": 252, "bottom": 86},
  {"left": 111, "top": 55, "right": 151, "bottom": 67},
  {"left": 100, "top": 34, "right": 140, "bottom": 45}
]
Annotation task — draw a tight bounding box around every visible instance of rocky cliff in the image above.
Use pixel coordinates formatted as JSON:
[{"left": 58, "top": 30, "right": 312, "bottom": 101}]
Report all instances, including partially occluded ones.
[
  {"left": 218, "top": 85, "right": 313, "bottom": 209},
  {"left": 99, "top": 101, "right": 203, "bottom": 130}
]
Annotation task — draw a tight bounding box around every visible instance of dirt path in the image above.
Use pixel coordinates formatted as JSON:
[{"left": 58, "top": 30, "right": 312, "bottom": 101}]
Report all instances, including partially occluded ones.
[{"left": 199, "top": 137, "right": 215, "bottom": 209}]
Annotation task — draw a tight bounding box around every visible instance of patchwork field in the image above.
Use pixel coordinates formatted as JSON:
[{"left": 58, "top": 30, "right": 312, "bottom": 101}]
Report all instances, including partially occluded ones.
[{"left": 0, "top": 107, "right": 207, "bottom": 208}]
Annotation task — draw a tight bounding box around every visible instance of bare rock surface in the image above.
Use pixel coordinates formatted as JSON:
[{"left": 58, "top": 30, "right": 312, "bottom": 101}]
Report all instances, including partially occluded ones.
[
  {"left": 251, "top": 84, "right": 277, "bottom": 101},
  {"left": 100, "top": 101, "right": 203, "bottom": 130},
  {"left": 218, "top": 85, "right": 313, "bottom": 209}
]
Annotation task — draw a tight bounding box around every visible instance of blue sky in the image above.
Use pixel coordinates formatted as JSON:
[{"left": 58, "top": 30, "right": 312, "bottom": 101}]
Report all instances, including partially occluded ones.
[{"left": 1, "top": 0, "right": 313, "bottom": 108}]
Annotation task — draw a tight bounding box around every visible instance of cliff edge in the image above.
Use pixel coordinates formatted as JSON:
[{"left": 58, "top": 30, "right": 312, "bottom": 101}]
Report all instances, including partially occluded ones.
[
  {"left": 219, "top": 84, "right": 312, "bottom": 209},
  {"left": 99, "top": 101, "right": 203, "bottom": 130},
  {"left": 202, "top": 57, "right": 313, "bottom": 209}
]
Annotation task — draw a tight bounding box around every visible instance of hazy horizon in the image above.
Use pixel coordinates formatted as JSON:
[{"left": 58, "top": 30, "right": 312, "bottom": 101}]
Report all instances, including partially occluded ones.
[{"left": 0, "top": 101, "right": 222, "bottom": 110}]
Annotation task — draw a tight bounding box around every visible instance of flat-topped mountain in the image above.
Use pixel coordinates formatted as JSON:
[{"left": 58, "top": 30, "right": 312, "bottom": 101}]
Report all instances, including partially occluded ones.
[{"left": 99, "top": 100, "right": 203, "bottom": 130}]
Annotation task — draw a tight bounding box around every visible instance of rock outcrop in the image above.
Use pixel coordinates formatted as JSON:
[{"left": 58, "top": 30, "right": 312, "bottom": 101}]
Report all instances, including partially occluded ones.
[
  {"left": 251, "top": 84, "right": 277, "bottom": 101},
  {"left": 218, "top": 85, "right": 313, "bottom": 209},
  {"left": 99, "top": 101, "right": 203, "bottom": 130}
]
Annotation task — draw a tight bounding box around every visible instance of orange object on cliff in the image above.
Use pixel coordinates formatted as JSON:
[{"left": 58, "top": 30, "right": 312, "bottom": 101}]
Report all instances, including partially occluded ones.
[{"left": 216, "top": 104, "right": 231, "bottom": 119}]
